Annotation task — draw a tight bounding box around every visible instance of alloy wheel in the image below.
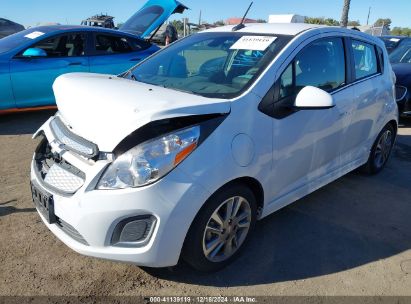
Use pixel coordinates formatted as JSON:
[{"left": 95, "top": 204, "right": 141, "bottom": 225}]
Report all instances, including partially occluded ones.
[
  {"left": 202, "top": 196, "right": 252, "bottom": 263},
  {"left": 374, "top": 129, "right": 393, "bottom": 169}
]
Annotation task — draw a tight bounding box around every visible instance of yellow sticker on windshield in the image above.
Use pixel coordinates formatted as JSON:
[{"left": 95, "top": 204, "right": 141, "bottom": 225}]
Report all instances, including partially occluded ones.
[{"left": 230, "top": 36, "right": 277, "bottom": 51}]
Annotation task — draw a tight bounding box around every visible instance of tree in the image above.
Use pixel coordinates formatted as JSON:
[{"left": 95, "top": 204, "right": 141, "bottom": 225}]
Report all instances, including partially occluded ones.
[
  {"left": 374, "top": 18, "right": 392, "bottom": 30},
  {"left": 348, "top": 20, "right": 361, "bottom": 26},
  {"left": 305, "top": 17, "right": 339, "bottom": 26},
  {"left": 391, "top": 27, "right": 411, "bottom": 37},
  {"left": 171, "top": 20, "right": 184, "bottom": 32},
  {"left": 324, "top": 18, "right": 340, "bottom": 26},
  {"left": 340, "top": 0, "right": 351, "bottom": 28},
  {"left": 213, "top": 20, "right": 225, "bottom": 26}
]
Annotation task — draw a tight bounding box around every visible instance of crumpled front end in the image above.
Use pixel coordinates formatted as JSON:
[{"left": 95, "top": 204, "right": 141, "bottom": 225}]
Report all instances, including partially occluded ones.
[{"left": 30, "top": 114, "right": 211, "bottom": 267}]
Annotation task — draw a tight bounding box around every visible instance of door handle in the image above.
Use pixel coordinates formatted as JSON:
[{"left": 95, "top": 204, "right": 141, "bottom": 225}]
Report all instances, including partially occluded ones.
[
  {"left": 130, "top": 58, "right": 142, "bottom": 62},
  {"left": 68, "top": 62, "right": 83, "bottom": 66}
]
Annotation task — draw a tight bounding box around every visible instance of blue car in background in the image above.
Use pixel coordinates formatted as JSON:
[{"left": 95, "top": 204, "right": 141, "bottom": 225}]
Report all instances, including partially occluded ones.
[{"left": 0, "top": 0, "right": 187, "bottom": 112}]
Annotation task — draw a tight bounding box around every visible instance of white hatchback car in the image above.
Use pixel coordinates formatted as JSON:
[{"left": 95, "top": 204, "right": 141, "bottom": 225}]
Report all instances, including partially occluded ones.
[{"left": 31, "top": 23, "right": 398, "bottom": 272}]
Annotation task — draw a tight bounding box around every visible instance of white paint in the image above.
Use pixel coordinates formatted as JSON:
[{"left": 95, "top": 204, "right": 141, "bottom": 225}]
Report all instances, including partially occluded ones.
[
  {"left": 53, "top": 73, "right": 230, "bottom": 152},
  {"left": 231, "top": 134, "right": 254, "bottom": 167},
  {"left": 31, "top": 24, "right": 398, "bottom": 268},
  {"left": 294, "top": 86, "right": 335, "bottom": 108}
]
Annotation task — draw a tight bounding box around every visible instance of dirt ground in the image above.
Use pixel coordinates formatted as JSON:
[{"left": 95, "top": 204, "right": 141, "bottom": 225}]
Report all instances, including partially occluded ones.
[{"left": 0, "top": 111, "right": 410, "bottom": 297}]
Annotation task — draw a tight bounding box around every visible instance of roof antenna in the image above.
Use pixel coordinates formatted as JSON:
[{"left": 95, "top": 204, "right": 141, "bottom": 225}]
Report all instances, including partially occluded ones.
[{"left": 232, "top": 1, "right": 253, "bottom": 31}]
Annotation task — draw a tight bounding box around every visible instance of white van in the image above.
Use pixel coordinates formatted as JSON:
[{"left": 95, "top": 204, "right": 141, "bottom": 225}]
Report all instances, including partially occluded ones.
[{"left": 30, "top": 23, "right": 398, "bottom": 272}]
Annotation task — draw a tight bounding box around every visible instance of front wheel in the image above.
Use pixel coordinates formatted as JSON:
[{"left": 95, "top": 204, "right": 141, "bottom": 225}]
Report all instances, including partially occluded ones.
[
  {"left": 361, "top": 123, "right": 396, "bottom": 174},
  {"left": 182, "top": 184, "right": 257, "bottom": 272}
]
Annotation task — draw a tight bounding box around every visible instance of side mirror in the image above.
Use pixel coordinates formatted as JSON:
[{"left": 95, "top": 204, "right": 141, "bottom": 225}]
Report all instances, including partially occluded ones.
[
  {"left": 22, "top": 48, "right": 47, "bottom": 58},
  {"left": 294, "top": 86, "right": 335, "bottom": 110}
]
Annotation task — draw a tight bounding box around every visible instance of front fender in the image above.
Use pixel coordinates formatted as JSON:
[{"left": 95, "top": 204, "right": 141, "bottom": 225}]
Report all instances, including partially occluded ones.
[{"left": 0, "top": 59, "right": 14, "bottom": 110}]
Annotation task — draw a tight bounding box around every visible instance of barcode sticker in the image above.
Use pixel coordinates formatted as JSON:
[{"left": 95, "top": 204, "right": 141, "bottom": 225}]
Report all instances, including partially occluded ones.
[{"left": 230, "top": 36, "right": 277, "bottom": 51}]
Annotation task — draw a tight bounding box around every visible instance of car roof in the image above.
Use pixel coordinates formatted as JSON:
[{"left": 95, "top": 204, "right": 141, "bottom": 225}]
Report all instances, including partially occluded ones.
[
  {"left": 202, "top": 23, "right": 327, "bottom": 36},
  {"left": 202, "top": 23, "right": 385, "bottom": 46},
  {"left": 24, "top": 25, "right": 139, "bottom": 38}
]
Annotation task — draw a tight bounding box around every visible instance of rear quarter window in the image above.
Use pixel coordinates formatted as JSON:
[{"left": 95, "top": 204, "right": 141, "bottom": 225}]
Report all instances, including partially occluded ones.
[
  {"left": 128, "top": 37, "right": 152, "bottom": 51},
  {"left": 351, "top": 40, "right": 378, "bottom": 80},
  {"left": 94, "top": 34, "right": 133, "bottom": 54}
]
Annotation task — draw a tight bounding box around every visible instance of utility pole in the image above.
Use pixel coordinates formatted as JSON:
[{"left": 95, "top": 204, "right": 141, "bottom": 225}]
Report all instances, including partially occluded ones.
[
  {"left": 183, "top": 18, "right": 187, "bottom": 37},
  {"left": 367, "top": 7, "right": 371, "bottom": 25},
  {"left": 340, "top": 0, "right": 351, "bottom": 28}
]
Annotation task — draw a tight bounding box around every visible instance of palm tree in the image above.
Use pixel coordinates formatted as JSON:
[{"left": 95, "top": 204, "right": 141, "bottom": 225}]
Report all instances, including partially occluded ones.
[{"left": 340, "top": 0, "right": 351, "bottom": 27}]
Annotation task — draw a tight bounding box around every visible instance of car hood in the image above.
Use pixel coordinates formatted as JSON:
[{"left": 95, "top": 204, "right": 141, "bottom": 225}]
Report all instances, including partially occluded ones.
[
  {"left": 52, "top": 73, "right": 230, "bottom": 152},
  {"left": 119, "top": 0, "right": 188, "bottom": 38},
  {"left": 392, "top": 63, "right": 411, "bottom": 86}
]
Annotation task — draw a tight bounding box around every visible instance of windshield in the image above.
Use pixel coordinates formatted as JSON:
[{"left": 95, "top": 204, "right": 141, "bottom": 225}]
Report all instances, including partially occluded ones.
[
  {"left": 125, "top": 32, "right": 291, "bottom": 98},
  {"left": 389, "top": 43, "right": 411, "bottom": 63},
  {"left": 0, "top": 28, "right": 52, "bottom": 54}
]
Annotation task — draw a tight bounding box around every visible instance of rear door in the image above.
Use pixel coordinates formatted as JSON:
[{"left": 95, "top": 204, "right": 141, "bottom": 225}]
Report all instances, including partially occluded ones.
[
  {"left": 266, "top": 36, "right": 355, "bottom": 202},
  {"left": 88, "top": 33, "right": 154, "bottom": 74},
  {"left": 10, "top": 32, "right": 89, "bottom": 108},
  {"left": 341, "top": 38, "right": 386, "bottom": 164}
]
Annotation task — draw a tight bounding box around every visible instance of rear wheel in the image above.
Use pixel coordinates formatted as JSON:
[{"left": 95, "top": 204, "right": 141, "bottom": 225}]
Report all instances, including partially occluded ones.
[
  {"left": 182, "top": 184, "right": 257, "bottom": 272},
  {"left": 361, "top": 124, "right": 396, "bottom": 174}
]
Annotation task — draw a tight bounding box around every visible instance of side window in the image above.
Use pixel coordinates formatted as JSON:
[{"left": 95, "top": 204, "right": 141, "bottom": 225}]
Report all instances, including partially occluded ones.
[
  {"left": 279, "top": 64, "right": 293, "bottom": 99},
  {"left": 94, "top": 34, "right": 133, "bottom": 54},
  {"left": 279, "top": 37, "right": 346, "bottom": 100},
  {"left": 28, "top": 34, "right": 86, "bottom": 57},
  {"left": 351, "top": 40, "right": 378, "bottom": 80},
  {"left": 128, "top": 38, "right": 152, "bottom": 51}
]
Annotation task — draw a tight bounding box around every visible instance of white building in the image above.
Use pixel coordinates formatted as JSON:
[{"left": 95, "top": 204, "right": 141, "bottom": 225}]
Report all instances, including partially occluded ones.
[{"left": 268, "top": 14, "right": 305, "bottom": 24}]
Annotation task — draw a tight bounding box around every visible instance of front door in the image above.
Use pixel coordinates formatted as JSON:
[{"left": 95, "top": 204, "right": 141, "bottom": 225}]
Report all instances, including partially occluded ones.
[
  {"left": 10, "top": 33, "right": 89, "bottom": 108},
  {"left": 268, "top": 37, "right": 354, "bottom": 202}
]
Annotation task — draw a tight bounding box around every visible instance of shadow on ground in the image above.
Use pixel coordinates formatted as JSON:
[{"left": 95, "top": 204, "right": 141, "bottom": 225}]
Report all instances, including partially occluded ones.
[
  {"left": 0, "top": 110, "right": 56, "bottom": 135},
  {"left": 144, "top": 135, "right": 411, "bottom": 286},
  {"left": 0, "top": 200, "right": 36, "bottom": 217}
]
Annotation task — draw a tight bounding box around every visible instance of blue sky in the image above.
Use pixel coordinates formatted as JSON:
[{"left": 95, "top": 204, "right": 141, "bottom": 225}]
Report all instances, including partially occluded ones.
[{"left": 2, "top": 0, "right": 411, "bottom": 28}]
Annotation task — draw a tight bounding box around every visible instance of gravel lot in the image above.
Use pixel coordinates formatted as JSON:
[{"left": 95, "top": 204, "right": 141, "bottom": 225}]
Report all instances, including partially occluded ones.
[{"left": 0, "top": 111, "right": 410, "bottom": 297}]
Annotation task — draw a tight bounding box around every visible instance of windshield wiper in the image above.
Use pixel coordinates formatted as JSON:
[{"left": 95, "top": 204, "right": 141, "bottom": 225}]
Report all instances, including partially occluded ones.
[
  {"left": 161, "top": 84, "right": 194, "bottom": 95},
  {"left": 121, "top": 70, "right": 132, "bottom": 79}
]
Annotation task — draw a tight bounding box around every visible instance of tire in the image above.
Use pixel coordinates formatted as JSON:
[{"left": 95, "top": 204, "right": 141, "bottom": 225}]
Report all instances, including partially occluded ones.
[
  {"left": 182, "top": 184, "right": 257, "bottom": 272},
  {"left": 360, "top": 123, "right": 396, "bottom": 175}
]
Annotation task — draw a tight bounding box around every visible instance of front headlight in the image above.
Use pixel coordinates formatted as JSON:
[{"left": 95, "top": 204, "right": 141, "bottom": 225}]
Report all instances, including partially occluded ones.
[{"left": 97, "top": 126, "right": 200, "bottom": 189}]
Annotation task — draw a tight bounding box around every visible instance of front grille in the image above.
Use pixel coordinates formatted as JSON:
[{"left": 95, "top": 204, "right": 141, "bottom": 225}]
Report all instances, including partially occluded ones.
[
  {"left": 396, "top": 85, "right": 407, "bottom": 101},
  {"left": 34, "top": 135, "right": 86, "bottom": 195},
  {"left": 50, "top": 116, "right": 99, "bottom": 158},
  {"left": 56, "top": 218, "right": 89, "bottom": 246},
  {"left": 44, "top": 164, "right": 85, "bottom": 193}
]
